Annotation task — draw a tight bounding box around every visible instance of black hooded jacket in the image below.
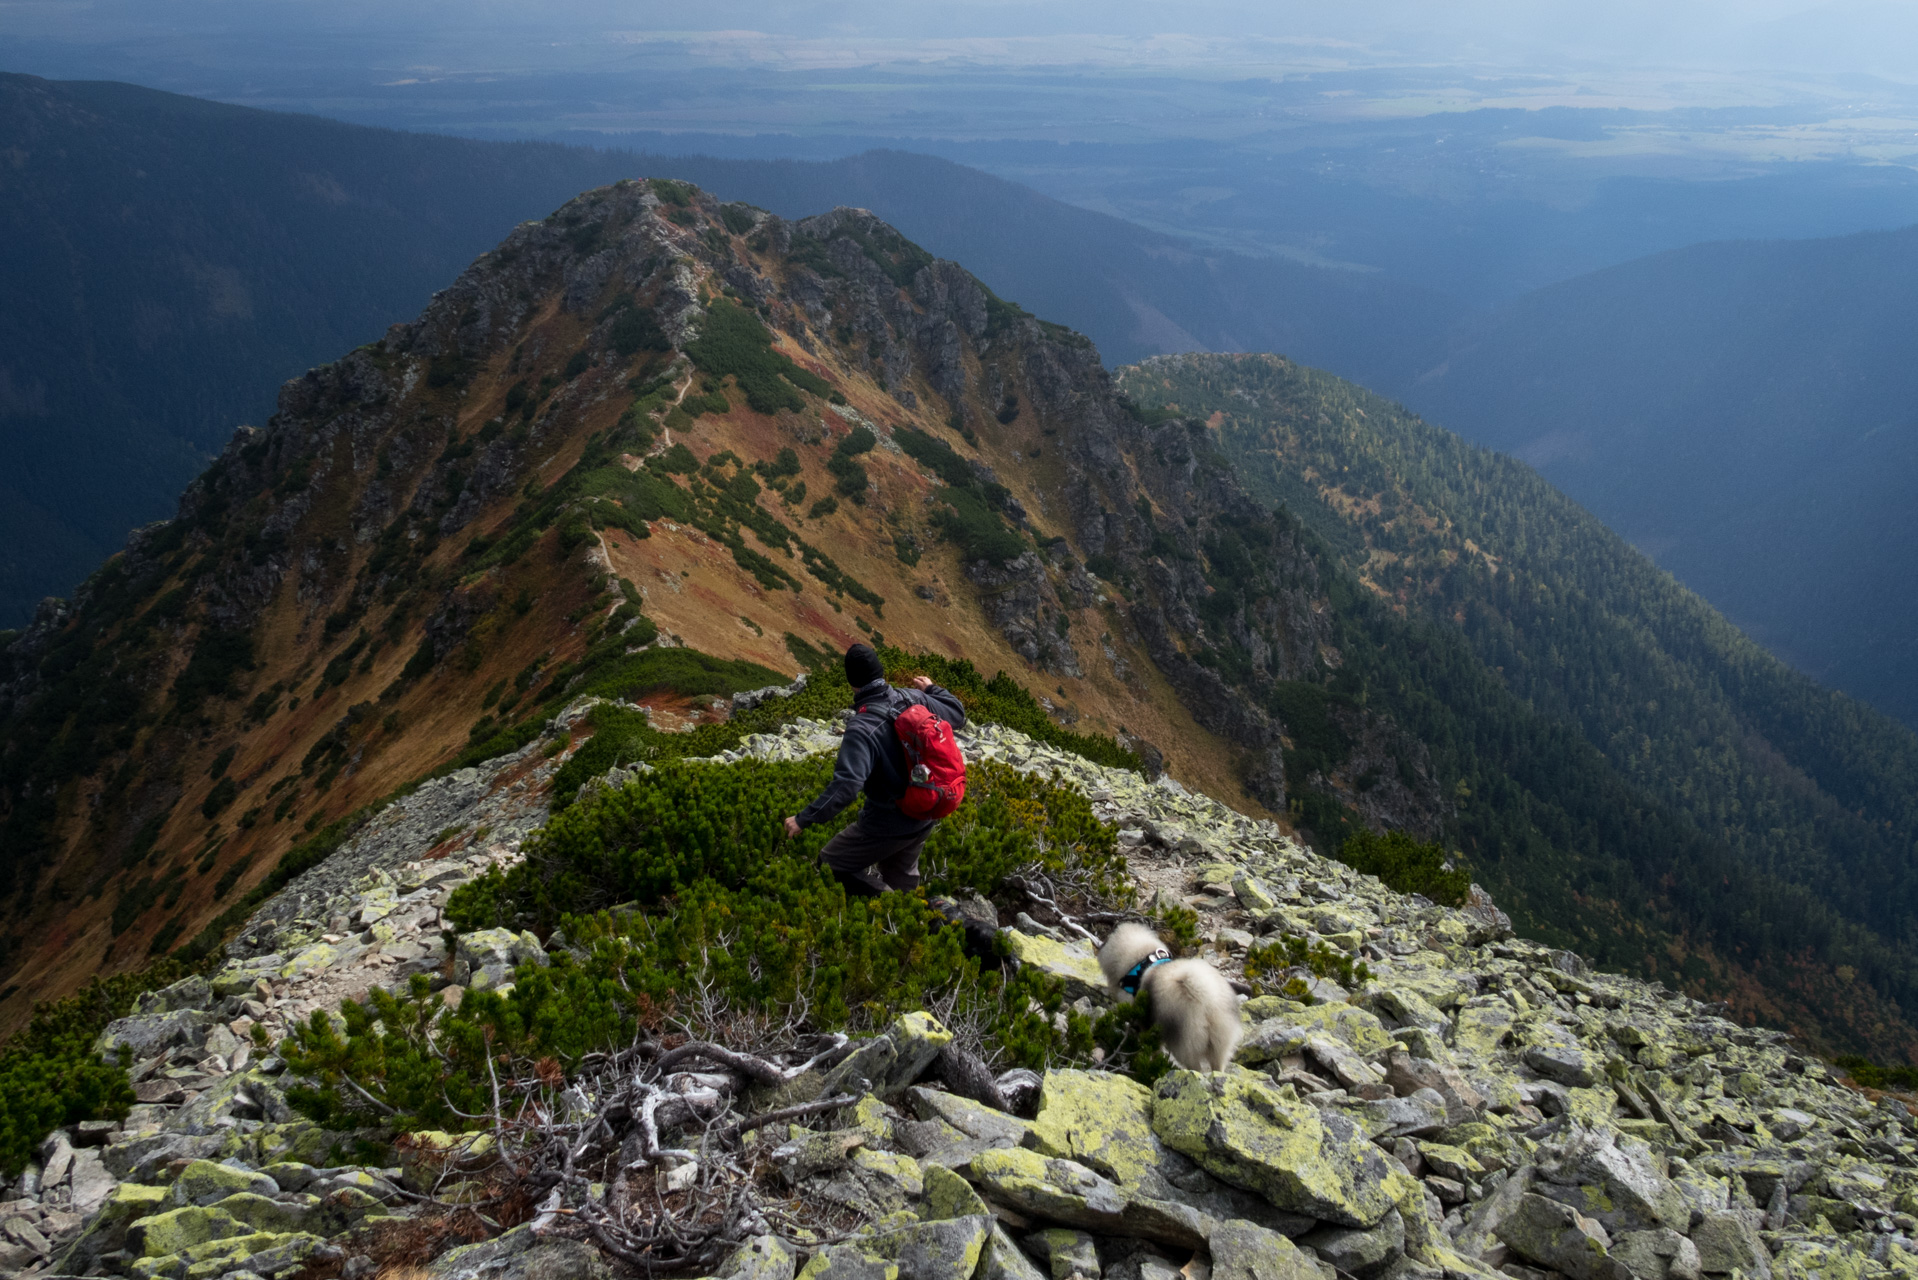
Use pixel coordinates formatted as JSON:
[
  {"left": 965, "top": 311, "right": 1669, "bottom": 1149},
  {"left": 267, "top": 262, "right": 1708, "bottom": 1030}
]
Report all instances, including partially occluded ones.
[{"left": 795, "top": 678, "right": 967, "bottom": 835}]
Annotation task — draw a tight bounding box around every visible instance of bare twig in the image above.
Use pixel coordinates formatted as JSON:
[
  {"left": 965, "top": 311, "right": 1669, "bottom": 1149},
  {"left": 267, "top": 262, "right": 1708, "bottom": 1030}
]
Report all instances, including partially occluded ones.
[
  {"left": 719, "top": 1092, "right": 861, "bottom": 1142},
  {"left": 653, "top": 1040, "right": 792, "bottom": 1085},
  {"left": 344, "top": 1075, "right": 398, "bottom": 1117},
  {"left": 1009, "top": 875, "right": 1102, "bottom": 945}
]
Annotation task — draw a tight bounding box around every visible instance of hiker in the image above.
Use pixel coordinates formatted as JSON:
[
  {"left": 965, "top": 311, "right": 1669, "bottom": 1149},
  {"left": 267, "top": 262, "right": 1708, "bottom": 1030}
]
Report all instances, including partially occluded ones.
[{"left": 783, "top": 644, "right": 967, "bottom": 896}]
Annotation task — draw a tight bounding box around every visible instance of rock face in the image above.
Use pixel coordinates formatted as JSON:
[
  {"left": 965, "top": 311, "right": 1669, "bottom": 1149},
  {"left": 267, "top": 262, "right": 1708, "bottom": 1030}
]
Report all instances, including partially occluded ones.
[{"left": 11, "top": 705, "right": 1918, "bottom": 1279}]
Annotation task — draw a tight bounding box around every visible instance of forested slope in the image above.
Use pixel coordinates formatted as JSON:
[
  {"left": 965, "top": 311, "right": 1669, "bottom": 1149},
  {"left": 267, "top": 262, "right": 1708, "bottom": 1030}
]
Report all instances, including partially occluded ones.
[
  {"left": 1117, "top": 353, "right": 1918, "bottom": 1059},
  {"left": 1395, "top": 225, "right": 1918, "bottom": 729}
]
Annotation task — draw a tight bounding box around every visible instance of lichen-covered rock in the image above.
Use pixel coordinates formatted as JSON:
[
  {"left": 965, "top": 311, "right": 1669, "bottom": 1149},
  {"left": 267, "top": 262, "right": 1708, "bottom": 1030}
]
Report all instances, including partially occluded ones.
[
  {"left": 166, "top": 1159, "right": 281, "bottom": 1207},
  {"left": 794, "top": 1244, "right": 897, "bottom": 1279},
  {"left": 128, "top": 1228, "right": 323, "bottom": 1280},
  {"left": 66, "top": 1147, "right": 117, "bottom": 1215},
  {"left": 1362, "top": 984, "right": 1450, "bottom": 1034},
  {"left": 921, "top": 1164, "right": 989, "bottom": 1221},
  {"left": 1232, "top": 870, "right": 1280, "bottom": 912},
  {"left": 1028, "top": 1226, "right": 1099, "bottom": 1280},
  {"left": 94, "top": 1007, "right": 216, "bottom": 1060},
  {"left": 718, "top": 1232, "right": 798, "bottom": 1280},
  {"left": 1688, "top": 1210, "right": 1772, "bottom": 1279},
  {"left": 979, "top": 1221, "right": 1047, "bottom": 1280},
  {"left": 1000, "top": 930, "right": 1108, "bottom": 1003},
  {"left": 1527, "top": 1042, "right": 1600, "bottom": 1087},
  {"left": 1769, "top": 1238, "right": 1870, "bottom": 1280},
  {"left": 849, "top": 1147, "right": 925, "bottom": 1210},
  {"left": 907, "top": 1087, "right": 1029, "bottom": 1147},
  {"left": 1382, "top": 1051, "right": 1485, "bottom": 1125},
  {"left": 1209, "top": 1218, "right": 1329, "bottom": 1280},
  {"left": 1343, "top": 1088, "right": 1449, "bottom": 1141},
  {"left": 1152, "top": 1067, "right": 1415, "bottom": 1227},
  {"left": 1238, "top": 1002, "right": 1395, "bottom": 1063},
  {"left": 426, "top": 1223, "right": 611, "bottom": 1279},
  {"left": 1298, "top": 1206, "right": 1405, "bottom": 1279},
  {"left": 128, "top": 1203, "right": 254, "bottom": 1256},
  {"left": 969, "top": 1147, "right": 1208, "bottom": 1247},
  {"left": 1494, "top": 1192, "right": 1618, "bottom": 1280},
  {"left": 1025, "top": 1068, "right": 1163, "bottom": 1190},
  {"left": 822, "top": 1011, "right": 954, "bottom": 1100},
  {"left": 55, "top": 1181, "right": 168, "bottom": 1273},
  {"left": 1537, "top": 1130, "right": 1690, "bottom": 1235},
  {"left": 1611, "top": 1227, "right": 1703, "bottom": 1280}
]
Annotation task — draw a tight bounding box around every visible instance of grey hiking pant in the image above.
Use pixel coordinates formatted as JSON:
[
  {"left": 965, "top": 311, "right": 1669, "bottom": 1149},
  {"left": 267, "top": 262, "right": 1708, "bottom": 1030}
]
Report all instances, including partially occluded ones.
[{"left": 819, "top": 817, "right": 933, "bottom": 897}]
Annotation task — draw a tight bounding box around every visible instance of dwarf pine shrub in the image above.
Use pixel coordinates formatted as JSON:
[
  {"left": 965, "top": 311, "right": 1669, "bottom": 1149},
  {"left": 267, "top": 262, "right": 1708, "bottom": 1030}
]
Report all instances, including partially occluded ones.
[
  {"left": 1242, "top": 934, "right": 1371, "bottom": 994},
  {"left": 1338, "top": 829, "right": 1469, "bottom": 907},
  {"left": 291, "top": 754, "right": 1124, "bottom": 1128},
  {"left": 0, "top": 962, "right": 202, "bottom": 1172}
]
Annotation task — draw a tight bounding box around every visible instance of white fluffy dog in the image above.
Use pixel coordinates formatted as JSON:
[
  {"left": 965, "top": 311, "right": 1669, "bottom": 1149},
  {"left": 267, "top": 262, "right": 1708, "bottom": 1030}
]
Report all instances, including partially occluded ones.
[{"left": 1098, "top": 922, "right": 1243, "bottom": 1072}]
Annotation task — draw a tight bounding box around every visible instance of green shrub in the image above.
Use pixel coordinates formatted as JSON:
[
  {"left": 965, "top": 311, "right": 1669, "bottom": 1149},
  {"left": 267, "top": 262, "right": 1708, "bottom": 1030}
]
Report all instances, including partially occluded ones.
[
  {"left": 650, "top": 178, "right": 694, "bottom": 207},
  {"left": 610, "top": 307, "right": 670, "bottom": 357},
  {"left": 172, "top": 631, "right": 256, "bottom": 711},
  {"left": 756, "top": 447, "right": 802, "bottom": 480},
  {"left": 200, "top": 777, "right": 240, "bottom": 820},
  {"left": 895, "top": 428, "right": 1025, "bottom": 566},
  {"left": 684, "top": 300, "right": 829, "bottom": 414},
  {"left": 1092, "top": 998, "right": 1169, "bottom": 1087},
  {"left": 1337, "top": 828, "right": 1469, "bottom": 906},
  {"left": 828, "top": 454, "right": 868, "bottom": 501},
  {"left": 0, "top": 962, "right": 201, "bottom": 1172},
  {"left": 289, "top": 753, "right": 1130, "bottom": 1130},
  {"left": 930, "top": 488, "right": 1026, "bottom": 565},
  {"left": 1834, "top": 1055, "right": 1918, "bottom": 1091},
  {"left": 652, "top": 443, "right": 699, "bottom": 474},
  {"left": 573, "top": 647, "right": 783, "bottom": 708},
  {"left": 1243, "top": 934, "right": 1370, "bottom": 994}
]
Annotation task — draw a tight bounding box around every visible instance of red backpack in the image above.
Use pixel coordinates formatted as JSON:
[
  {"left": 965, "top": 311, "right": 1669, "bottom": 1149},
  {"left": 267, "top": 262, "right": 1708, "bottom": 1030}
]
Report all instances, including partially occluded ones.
[{"left": 866, "top": 696, "right": 967, "bottom": 819}]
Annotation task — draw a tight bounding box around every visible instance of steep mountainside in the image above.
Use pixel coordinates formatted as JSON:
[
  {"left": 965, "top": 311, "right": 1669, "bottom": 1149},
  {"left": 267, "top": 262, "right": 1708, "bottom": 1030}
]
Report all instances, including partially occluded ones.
[
  {"left": 0, "top": 179, "right": 1383, "bottom": 1035},
  {"left": 0, "top": 74, "right": 1456, "bottom": 628},
  {"left": 1393, "top": 224, "right": 1918, "bottom": 729},
  {"left": 1117, "top": 353, "right": 1918, "bottom": 1059}
]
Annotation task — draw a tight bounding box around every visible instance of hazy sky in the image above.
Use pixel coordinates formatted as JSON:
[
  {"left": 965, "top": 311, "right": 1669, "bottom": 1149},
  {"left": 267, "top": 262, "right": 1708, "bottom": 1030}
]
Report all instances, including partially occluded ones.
[{"left": 9, "top": 0, "right": 1918, "bottom": 79}]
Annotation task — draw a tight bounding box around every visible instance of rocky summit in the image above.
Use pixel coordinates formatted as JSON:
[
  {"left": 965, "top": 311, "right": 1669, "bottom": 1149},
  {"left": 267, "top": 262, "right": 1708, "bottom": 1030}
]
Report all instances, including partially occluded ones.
[{"left": 2, "top": 691, "right": 1912, "bottom": 1280}]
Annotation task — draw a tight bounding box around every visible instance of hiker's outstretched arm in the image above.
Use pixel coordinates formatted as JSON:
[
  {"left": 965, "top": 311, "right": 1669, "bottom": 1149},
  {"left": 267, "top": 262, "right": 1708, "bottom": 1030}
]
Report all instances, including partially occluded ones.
[
  {"left": 922, "top": 682, "right": 967, "bottom": 731},
  {"left": 795, "top": 729, "right": 873, "bottom": 828}
]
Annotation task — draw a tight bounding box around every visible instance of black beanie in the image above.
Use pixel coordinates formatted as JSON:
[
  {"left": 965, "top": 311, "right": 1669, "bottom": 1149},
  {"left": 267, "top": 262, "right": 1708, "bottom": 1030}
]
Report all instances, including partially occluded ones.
[{"left": 845, "top": 643, "right": 884, "bottom": 689}]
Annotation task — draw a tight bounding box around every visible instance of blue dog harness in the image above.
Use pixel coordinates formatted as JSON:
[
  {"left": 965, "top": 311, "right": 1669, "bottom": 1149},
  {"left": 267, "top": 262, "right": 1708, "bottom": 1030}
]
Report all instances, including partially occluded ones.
[{"left": 1120, "top": 947, "right": 1172, "bottom": 996}]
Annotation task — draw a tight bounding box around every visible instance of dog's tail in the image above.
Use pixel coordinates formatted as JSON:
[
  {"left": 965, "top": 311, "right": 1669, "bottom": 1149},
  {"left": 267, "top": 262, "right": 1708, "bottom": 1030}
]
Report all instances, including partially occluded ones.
[{"left": 1154, "top": 961, "right": 1244, "bottom": 1073}]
